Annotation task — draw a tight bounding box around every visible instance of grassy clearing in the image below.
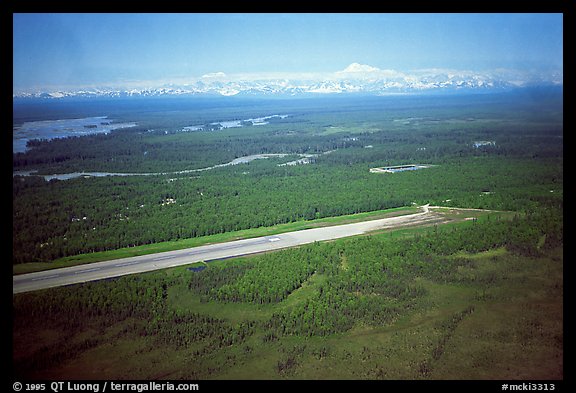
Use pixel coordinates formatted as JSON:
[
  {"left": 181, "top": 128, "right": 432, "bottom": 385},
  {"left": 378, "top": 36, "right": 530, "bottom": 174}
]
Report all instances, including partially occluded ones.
[
  {"left": 211, "top": 248, "right": 562, "bottom": 380},
  {"left": 278, "top": 272, "right": 328, "bottom": 310},
  {"left": 287, "top": 248, "right": 562, "bottom": 380},
  {"left": 429, "top": 248, "right": 563, "bottom": 379},
  {"left": 320, "top": 123, "right": 382, "bottom": 135}
]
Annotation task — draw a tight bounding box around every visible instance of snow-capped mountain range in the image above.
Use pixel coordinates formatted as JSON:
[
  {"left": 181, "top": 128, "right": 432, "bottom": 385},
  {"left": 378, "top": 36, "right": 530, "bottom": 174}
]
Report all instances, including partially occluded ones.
[{"left": 14, "top": 63, "right": 562, "bottom": 99}]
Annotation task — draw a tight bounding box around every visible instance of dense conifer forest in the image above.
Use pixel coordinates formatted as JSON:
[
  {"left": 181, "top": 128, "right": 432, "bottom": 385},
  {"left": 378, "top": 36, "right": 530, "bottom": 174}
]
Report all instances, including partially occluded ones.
[{"left": 12, "top": 92, "right": 563, "bottom": 264}]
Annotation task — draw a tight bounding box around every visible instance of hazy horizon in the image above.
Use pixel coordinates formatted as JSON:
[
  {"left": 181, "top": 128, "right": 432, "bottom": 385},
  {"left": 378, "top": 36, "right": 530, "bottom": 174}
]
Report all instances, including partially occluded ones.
[{"left": 13, "top": 13, "right": 563, "bottom": 93}]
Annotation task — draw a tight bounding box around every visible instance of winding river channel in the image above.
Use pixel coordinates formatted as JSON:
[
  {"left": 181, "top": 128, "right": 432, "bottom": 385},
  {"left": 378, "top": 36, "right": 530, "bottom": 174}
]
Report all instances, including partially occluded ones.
[{"left": 13, "top": 153, "right": 320, "bottom": 181}]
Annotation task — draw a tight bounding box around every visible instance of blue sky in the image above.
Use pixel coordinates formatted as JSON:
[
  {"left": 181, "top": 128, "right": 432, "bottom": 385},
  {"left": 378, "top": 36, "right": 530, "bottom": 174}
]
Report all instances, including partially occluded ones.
[{"left": 13, "top": 13, "right": 563, "bottom": 91}]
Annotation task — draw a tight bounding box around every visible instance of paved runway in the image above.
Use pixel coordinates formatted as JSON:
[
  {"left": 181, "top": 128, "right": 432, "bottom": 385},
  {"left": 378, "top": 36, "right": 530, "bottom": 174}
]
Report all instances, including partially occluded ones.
[{"left": 13, "top": 206, "right": 442, "bottom": 294}]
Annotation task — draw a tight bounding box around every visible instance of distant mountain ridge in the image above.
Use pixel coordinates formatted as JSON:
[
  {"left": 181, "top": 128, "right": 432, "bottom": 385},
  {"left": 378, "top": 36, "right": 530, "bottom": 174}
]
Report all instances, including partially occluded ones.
[{"left": 14, "top": 63, "right": 562, "bottom": 99}]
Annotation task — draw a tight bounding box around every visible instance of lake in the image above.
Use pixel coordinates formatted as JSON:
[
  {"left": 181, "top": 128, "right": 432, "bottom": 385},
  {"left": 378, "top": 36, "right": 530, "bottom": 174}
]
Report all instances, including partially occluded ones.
[{"left": 13, "top": 116, "right": 137, "bottom": 153}]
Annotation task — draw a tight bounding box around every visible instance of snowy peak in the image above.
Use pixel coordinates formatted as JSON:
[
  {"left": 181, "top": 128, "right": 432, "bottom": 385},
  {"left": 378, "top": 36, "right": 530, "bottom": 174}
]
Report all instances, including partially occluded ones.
[
  {"left": 201, "top": 71, "right": 227, "bottom": 80},
  {"left": 14, "top": 64, "right": 562, "bottom": 99},
  {"left": 338, "top": 63, "right": 381, "bottom": 74},
  {"left": 335, "top": 63, "right": 404, "bottom": 81}
]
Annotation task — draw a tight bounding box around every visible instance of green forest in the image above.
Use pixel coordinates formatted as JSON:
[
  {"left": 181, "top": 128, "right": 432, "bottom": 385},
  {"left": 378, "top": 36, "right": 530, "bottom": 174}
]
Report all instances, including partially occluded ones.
[
  {"left": 13, "top": 208, "right": 562, "bottom": 379},
  {"left": 13, "top": 92, "right": 563, "bottom": 264},
  {"left": 12, "top": 91, "right": 563, "bottom": 380}
]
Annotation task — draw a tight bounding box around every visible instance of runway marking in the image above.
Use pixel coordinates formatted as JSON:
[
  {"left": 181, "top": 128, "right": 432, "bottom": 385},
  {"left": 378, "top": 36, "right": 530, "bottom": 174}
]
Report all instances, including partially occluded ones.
[
  {"left": 114, "top": 260, "right": 141, "bottom": 267},
  {"left": 31, "top": 274, "right": 61, "bottom": 281},
  {"left": 152, "top": 255, "right": 176, "bottom": 261},
  {"left": 74, "top": 267, "right": 101, "bottom": 274}
]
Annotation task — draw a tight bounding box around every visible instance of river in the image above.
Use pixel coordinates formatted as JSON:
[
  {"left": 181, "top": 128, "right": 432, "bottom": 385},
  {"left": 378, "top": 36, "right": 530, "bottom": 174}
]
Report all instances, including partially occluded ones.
[{"left": 12, "top": 153, "right": 318, "bottom": 181}]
